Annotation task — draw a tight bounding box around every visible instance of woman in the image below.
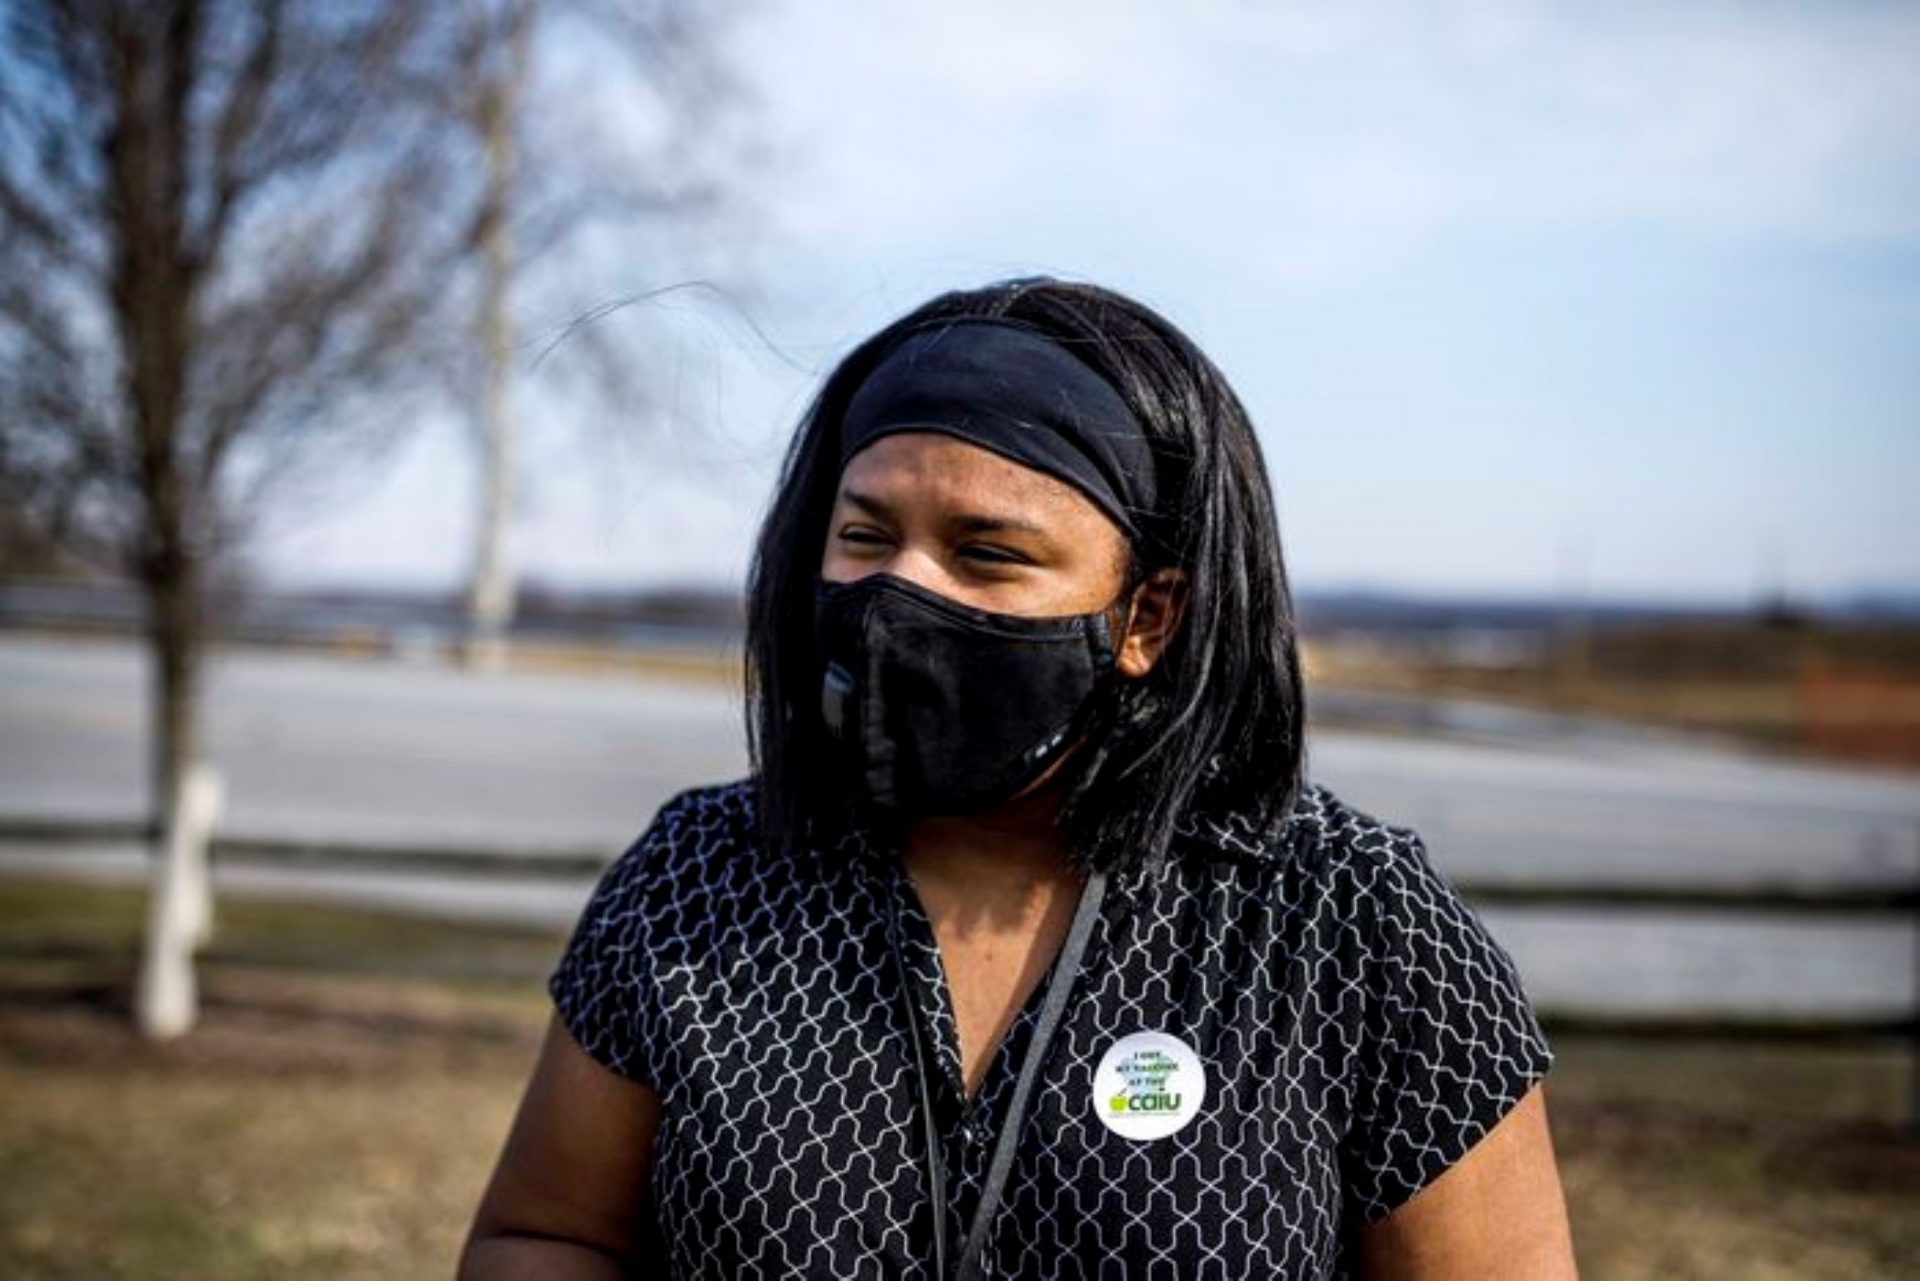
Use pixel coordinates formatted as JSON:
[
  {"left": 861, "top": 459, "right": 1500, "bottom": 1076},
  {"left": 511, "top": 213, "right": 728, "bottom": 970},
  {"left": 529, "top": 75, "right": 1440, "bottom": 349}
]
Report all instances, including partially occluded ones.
[{"left": 461, "top": 278, "right": 1578, "bottom": 1279}]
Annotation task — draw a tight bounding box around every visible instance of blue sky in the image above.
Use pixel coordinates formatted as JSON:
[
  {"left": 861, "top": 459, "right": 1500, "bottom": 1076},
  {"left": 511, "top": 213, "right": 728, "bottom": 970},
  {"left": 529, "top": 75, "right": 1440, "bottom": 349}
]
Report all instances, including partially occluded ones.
[{"left": 250, "top": 0, "right": 1920, "bottom": 605}]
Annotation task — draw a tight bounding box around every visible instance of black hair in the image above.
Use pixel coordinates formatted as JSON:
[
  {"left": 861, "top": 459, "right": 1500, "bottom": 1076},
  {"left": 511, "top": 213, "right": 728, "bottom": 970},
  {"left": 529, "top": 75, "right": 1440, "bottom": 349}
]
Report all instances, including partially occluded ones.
[{"left": 745, "top": 276, "right": 1306, "bottom": 872}]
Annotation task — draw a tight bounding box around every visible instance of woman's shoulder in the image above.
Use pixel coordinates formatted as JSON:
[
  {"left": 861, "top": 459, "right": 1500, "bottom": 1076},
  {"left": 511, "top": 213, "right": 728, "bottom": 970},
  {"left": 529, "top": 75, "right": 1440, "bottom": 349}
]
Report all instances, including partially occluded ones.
[
  {"left": 640, "top": 775, "right": 762, "bottom": 845},
  {"left": 1280, "top": 782, "right": 1544, "bottom": 1048},
  {"left": 1288, "top": 780, "right": 1428, "bottom": 870},
  {"left": 1179, "top": 777, "right": 1428, "bottom": 879},
  {"left": 1281, "top": 780, "right": 1480, "bottom": 921},
  {"left": 588, "top": 776, "right": 765, "bottom": 896},
  {"left": 547, "top": 777, "right": 761, "bottom": 1085},
  {"left": 1180, "top": 778, "right": 1491, "bottom": 959}
]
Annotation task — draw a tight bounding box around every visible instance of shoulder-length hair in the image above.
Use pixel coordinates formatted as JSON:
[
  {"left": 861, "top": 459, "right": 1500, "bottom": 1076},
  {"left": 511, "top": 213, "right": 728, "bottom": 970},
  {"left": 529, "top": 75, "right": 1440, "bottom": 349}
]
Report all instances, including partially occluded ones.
[{"left": 745, "top": 276, "right": 1305, "bottom": 872}]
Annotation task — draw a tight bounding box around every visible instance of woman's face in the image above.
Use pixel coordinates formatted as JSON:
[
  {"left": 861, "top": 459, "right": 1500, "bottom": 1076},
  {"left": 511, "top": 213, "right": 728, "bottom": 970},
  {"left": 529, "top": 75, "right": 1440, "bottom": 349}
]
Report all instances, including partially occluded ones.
[{"left": 821, "top": 431, "right": 1182, "bottom": 679}]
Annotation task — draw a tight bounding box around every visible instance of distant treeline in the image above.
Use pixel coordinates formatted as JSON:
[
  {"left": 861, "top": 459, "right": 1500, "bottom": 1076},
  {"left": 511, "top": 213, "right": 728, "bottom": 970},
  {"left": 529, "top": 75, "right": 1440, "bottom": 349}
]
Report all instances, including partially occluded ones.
[{"left": 2, "top": 574, "right": 1914, "bottom": 660}]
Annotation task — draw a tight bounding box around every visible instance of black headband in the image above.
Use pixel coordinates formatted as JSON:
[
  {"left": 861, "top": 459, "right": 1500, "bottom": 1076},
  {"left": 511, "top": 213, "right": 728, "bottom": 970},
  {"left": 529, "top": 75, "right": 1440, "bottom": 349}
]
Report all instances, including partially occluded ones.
[{"left": 838, "top": 317, "right": 1157, "bottom": 538}]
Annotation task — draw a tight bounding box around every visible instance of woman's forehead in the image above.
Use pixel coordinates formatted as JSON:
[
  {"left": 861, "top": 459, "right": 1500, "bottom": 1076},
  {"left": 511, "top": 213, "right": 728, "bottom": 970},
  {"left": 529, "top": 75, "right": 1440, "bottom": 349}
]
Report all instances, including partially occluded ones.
[{"left": 836, "top": 431, "right": 1114, "bottom": 527}]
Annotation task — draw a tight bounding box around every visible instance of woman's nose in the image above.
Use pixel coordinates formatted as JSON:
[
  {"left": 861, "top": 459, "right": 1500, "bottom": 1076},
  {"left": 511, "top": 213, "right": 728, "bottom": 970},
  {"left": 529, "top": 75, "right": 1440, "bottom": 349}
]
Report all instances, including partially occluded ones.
[{"left": 854, "top": 547, "right": 954, "bottom": 599}]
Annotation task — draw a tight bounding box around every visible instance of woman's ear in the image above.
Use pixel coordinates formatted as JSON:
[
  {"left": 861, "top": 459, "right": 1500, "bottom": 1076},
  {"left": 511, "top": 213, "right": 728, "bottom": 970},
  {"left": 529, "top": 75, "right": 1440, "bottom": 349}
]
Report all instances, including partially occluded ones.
[{"left": 1116, "top": 568, "right": 1188, "bottom": 678}]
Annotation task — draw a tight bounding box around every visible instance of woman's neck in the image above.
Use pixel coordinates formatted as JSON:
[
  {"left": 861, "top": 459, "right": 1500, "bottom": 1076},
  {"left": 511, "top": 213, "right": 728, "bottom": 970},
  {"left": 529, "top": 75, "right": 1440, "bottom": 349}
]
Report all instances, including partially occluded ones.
[
  {"left": 898, "top": 782, "right": 1091, "bottom": 1098},
  {"left": 901, "top": 784, "right": 1082, "bottom": 915}
]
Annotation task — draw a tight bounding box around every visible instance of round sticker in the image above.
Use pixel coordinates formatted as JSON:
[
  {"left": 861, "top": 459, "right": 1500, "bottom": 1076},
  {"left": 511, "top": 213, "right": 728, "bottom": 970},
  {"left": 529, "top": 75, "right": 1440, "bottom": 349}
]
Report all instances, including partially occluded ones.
[{"left": 1091, "top": 1031, "right": 1207, "bottom": 1141}]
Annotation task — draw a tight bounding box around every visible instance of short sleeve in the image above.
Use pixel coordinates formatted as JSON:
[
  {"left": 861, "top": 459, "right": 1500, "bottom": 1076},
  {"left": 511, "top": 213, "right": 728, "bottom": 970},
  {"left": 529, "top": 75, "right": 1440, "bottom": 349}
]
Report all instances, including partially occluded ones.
[
  {"left": 545, "top": 797, "right": 686, "bottom": 1088},
  {"left": 1340, "top": 831, "right": 1555, "bottom": 1226}
]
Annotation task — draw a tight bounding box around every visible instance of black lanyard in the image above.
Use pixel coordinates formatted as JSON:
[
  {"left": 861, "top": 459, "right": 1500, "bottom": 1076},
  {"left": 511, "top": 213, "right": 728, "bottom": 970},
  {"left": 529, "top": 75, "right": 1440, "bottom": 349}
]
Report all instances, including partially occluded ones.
[{"left": 888, "top": 865, "right": 1111, "bottom": 1281}]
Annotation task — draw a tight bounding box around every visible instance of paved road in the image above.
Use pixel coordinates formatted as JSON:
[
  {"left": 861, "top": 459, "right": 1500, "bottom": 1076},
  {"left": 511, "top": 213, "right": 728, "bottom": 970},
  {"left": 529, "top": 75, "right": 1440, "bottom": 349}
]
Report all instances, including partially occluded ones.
[{"left": 4, "top": 632, "right": 1916, "bottom": 1019}]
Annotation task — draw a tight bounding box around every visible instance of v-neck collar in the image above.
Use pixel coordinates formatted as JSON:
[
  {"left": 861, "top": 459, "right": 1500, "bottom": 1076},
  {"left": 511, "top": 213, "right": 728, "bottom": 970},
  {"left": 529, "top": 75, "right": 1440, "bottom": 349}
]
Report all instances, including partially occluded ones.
[
  {"left": 881, "top": 855, "right": 1114, "bottom": 1135},
  {"left": 885, "top": 863, "right": 972, "bottom": 1118}
]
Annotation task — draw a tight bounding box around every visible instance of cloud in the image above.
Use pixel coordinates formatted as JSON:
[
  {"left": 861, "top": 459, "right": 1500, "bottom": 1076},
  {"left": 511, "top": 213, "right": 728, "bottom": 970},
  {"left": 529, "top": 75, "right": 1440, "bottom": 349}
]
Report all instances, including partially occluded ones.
[{"left": 740, "top": 0, "right": 1920, "bottom": 283}]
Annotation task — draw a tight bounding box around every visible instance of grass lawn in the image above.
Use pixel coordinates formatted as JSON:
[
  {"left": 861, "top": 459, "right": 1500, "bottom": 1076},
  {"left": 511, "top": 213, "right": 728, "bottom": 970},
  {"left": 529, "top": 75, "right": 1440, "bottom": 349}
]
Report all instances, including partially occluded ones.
[{"left": 1, "top": 877, "right": 1914, "bottom": 1279}]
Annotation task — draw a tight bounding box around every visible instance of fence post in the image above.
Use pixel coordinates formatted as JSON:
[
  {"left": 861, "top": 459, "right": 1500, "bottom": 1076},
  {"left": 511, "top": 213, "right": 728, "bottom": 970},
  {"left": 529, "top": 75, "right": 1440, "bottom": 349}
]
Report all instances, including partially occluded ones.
[{"left": 135, "top": 761, "right": 224, "bottom": 1039}]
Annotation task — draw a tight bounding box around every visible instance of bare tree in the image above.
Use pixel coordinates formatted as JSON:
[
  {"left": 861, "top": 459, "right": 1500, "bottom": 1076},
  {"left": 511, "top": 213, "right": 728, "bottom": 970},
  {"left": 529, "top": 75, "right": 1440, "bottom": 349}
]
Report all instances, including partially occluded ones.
[
  {"left": 0, "top": 0, "right": 471, "bottom": 1034},
  {"left": 438, "top": 0, "right": 754, "bottom": 667}
]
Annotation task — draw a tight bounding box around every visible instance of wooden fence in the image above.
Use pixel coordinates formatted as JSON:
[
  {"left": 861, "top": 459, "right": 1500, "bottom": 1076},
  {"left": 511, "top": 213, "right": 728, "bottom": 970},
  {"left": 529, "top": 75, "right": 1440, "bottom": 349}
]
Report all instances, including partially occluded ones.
[{"left": 3, "top": 812, "right": 1915, "bottom": 1125}]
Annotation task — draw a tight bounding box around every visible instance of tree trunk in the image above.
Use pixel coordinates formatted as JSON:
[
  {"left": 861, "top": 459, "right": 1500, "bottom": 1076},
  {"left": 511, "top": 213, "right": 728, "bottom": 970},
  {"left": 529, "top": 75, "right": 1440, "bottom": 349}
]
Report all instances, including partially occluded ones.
[
  {"left": 462, "top": 0, "right": 531, "bottom": 673},
  {"left": 148, "top": 561, "right": 200, "bottom": 830},
  {"left": 135, "top": 554, "right": 213, "bottom": 1038}
]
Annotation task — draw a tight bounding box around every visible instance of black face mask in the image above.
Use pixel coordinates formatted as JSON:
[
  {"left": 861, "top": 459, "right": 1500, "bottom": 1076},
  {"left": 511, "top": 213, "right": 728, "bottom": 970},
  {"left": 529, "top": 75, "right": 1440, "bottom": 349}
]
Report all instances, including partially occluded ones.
[{"left": 813, "top": 573, "right": 1122, "bottom": 819}]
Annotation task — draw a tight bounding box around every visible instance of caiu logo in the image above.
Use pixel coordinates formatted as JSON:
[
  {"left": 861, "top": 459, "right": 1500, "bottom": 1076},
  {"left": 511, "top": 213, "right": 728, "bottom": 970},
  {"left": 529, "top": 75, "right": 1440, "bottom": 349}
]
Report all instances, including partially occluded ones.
[{"left": 1108, "top": 1047, "right": 1183, "bottom": 1114}]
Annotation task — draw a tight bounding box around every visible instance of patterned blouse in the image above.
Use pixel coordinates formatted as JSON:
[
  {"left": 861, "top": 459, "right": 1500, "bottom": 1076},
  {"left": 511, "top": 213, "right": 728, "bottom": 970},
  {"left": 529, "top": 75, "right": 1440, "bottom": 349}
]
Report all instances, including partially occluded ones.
[{"left": 547, "top": 776, "right": 1555, "bottom": 1279}]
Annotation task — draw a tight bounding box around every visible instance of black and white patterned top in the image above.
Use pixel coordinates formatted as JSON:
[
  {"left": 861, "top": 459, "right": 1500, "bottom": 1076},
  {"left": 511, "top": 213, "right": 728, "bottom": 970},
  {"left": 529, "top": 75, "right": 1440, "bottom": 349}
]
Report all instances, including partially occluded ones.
[{"left": 547, "top": 775, "right": 1554, "bottom": 1279}]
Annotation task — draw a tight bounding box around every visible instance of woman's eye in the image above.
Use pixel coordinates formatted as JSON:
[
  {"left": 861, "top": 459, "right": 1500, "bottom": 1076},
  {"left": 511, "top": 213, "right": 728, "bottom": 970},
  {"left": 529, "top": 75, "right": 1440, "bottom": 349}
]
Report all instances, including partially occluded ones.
[
  {"left": 836, "top": 526, "right": 890, "bottom": 546},
  {"left": 958, "top": 544, "right": 1027, "bottom": 566}
]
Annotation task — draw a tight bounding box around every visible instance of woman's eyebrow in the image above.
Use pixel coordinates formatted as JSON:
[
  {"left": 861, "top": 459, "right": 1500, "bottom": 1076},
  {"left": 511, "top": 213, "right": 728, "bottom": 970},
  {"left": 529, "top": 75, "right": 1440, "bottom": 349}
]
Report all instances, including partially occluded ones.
[
  {"left": 839, "top": 488, "right": 895, "bottom": 520},
  {"left": 840, "top": 487, "right": 1052, "bottom": 539}
]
